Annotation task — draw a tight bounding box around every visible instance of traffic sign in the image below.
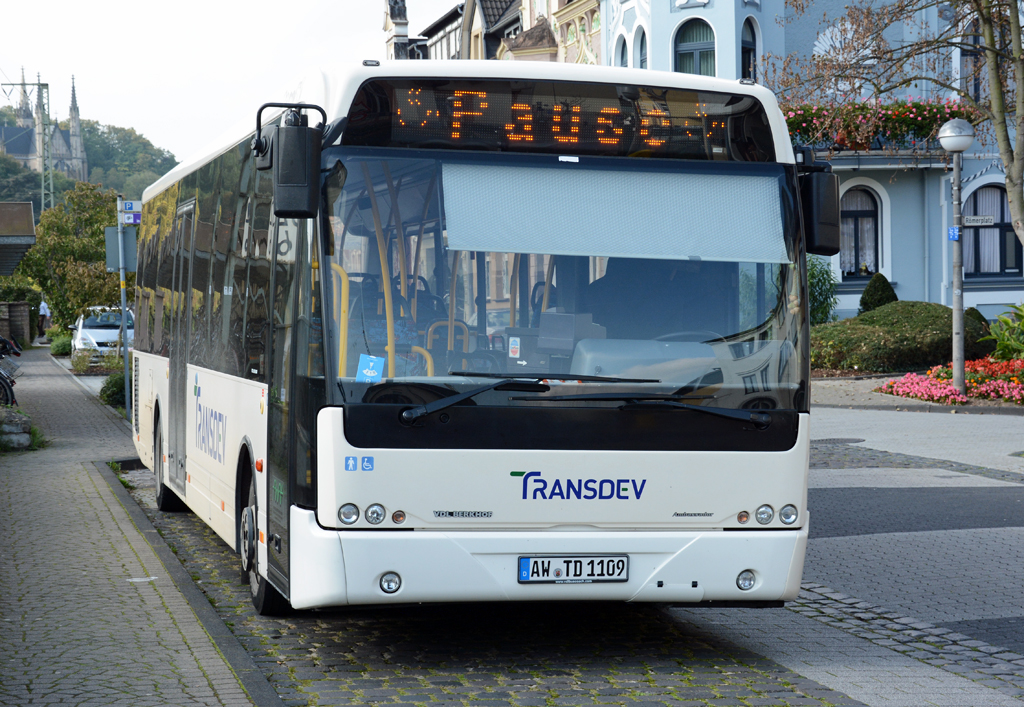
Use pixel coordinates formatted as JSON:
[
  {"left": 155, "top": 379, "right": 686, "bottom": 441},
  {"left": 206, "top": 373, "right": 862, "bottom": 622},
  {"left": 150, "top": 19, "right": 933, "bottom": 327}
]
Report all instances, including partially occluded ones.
[
  {"left": 123, "top": 212, "right": 141, "bottom": 225},
  {"left": 105, "top": 227, "right": 137, "bottom": 272},
  {"left": 963, "top": 215, "right": 994, "bottom": 226},
  {"left": 123, "top": 200, "right": 142, "bottom": 212},
  {"left": 948, "top": 226, "right": 960, "bottom": 241}
]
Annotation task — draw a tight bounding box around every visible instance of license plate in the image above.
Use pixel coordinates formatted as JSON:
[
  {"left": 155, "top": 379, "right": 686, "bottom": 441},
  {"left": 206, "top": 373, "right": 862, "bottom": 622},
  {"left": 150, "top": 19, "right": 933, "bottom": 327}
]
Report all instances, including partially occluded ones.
[{"left": 518, "top": 555, "right": 629, "bottom": 584}]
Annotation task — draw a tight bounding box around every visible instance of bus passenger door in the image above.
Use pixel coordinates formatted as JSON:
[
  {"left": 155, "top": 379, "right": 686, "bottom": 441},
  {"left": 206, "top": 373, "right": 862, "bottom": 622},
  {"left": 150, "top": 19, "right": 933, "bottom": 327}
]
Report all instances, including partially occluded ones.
[
  {"left": 168, "top": 203, "right": 195, "bottom": 496},
  {"left": 265, "top": 217, "right": 301, "bottom": 592}
]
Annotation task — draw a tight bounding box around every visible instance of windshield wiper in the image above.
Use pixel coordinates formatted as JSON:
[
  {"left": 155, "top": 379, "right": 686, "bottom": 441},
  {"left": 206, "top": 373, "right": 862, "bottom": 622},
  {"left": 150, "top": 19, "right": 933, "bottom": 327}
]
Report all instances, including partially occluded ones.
[
  {"left": 449, "top": 371, "right": 659, "bottom": 383},
  {"left": 510, "top": 394, "right": 771, "bottom": 428},
  {"left": 401, "top": 373, "right": 661, "bottom": 423}
]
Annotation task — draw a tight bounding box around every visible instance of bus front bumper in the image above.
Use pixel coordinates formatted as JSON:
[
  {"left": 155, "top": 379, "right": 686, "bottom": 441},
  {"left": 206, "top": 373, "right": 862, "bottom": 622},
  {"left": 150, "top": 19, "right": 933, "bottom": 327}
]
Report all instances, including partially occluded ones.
[{"left": 288, "top": 507, "right": 807, "bottom": 609}]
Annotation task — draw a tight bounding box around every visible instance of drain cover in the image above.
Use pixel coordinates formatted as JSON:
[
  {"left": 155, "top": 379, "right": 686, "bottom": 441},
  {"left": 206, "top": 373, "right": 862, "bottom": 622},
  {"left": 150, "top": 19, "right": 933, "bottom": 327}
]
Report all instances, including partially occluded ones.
[{"left": 813, "top": 438, "right": 865, "bottom": 444}]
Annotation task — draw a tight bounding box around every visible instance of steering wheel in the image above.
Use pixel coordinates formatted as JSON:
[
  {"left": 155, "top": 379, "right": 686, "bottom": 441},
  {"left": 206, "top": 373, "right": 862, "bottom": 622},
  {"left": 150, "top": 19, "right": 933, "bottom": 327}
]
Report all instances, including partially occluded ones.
[{"left": 654, "top": 330, "right": 724, "bottom": 343}]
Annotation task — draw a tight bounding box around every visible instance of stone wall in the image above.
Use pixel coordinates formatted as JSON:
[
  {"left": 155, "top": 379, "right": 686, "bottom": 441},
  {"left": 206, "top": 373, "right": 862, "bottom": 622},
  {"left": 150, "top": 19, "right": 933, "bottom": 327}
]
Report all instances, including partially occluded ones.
[{"left": 0, "top": 301, "right": 31, "bottom": 343}]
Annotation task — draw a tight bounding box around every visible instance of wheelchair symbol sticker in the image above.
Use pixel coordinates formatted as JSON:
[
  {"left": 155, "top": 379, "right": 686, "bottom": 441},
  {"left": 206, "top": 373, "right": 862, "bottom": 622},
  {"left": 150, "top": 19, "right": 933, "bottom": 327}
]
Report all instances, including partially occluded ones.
[{"left": 361, "top": 456, "right": 374, "bottom": 471}]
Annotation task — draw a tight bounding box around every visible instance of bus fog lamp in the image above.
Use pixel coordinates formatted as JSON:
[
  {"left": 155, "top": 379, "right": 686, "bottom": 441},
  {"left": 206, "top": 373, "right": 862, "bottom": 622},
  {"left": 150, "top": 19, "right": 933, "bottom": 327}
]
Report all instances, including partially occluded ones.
[
  {"left": 737, "top": 511, "right": 749, "bottom": 524},
  {"left": 780, "top": 505, "right": 798, "bottom": 525},
  {"left": 380, "top": 572, "right": 401, "bottom": 593},
  {"left": 755, "top": 505, "right": 774, "bottom": 525},
  {"left": 338, "top": 503, "right": 359, "bottom": 525},
  {"left": 392, "top": 510, "right": 406, "bottom": 524},
  {"left": 366, "top": 504, "right": 386, "bottom": 525},
  {"left": 736, "top": 570, "right": 756, "bottom": 591}
]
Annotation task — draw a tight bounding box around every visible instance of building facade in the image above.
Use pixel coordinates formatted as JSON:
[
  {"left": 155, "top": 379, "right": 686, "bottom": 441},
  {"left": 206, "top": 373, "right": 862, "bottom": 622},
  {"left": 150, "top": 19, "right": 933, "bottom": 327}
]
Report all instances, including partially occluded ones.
[
  {"left": 0, "top": 72, "right": 88, "bottom": 183},
  {"left": 393, "top": 0, "right": 1023, "bottom": 320}
]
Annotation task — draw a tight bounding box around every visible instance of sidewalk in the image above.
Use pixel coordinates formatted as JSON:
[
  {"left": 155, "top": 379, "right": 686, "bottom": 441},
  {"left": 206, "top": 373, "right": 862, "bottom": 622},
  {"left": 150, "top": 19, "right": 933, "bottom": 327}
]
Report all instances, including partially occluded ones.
[{"left": 0, "top": 347, "right": 256, "bottom": 707}]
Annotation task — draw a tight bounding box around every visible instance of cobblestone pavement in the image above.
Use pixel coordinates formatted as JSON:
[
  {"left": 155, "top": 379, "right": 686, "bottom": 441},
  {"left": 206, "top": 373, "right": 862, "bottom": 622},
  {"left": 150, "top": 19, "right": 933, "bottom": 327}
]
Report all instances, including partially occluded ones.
[{"left": 0, "top": 348, "right": 254, "bottom": 707}]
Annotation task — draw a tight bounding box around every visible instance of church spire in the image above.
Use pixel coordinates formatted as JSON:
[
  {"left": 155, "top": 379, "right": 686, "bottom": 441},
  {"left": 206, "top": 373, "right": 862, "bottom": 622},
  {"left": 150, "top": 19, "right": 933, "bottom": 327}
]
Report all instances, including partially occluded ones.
[
  {"left": 68, "top": 75, "right": 87, "bottom": 182},
  {"left": 16, "top": 67, "right": 32, "bottom": 127}
]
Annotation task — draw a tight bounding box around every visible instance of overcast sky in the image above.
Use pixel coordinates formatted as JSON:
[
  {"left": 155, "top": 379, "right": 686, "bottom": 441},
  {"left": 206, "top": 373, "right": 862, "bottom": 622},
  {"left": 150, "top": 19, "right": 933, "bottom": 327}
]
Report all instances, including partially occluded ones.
[{"left": 0, "top": 0, "right": 460, "bottom": 164}]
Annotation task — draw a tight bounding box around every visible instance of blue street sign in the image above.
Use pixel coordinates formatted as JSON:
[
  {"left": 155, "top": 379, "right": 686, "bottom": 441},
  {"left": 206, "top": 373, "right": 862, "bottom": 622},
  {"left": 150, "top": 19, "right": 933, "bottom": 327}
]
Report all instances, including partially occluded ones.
[
  {"left": 123, "top": 200, "right": 141, "bottom": 212},
  {"left": 948, "top": 226, "right": 960, "bottom": 241}
]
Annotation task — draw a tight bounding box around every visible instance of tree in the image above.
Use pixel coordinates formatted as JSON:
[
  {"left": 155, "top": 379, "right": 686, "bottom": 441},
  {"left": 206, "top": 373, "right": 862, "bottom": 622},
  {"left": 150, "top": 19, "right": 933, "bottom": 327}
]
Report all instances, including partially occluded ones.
[
  {"left": 0, "top": 153, "right": 76, "bottom": 219},
  {"left": 82, "top": 120, "right": 176, "bottom": 198},
  {"left": 17, "top": 182, "right": 133, "bottom": 327},
  {"left": 0, "top": 105, "right": 18, "bottom": 127},
  {"left": 769, "top": 0, "right": 1024, "bottom": 247}
]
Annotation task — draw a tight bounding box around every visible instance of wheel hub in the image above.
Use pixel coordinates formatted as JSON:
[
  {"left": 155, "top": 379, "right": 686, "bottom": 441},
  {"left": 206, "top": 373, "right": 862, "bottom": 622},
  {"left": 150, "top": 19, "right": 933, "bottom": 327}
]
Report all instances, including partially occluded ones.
[{"left": 240, "top": 506, "right": 256, "bottom": 572}]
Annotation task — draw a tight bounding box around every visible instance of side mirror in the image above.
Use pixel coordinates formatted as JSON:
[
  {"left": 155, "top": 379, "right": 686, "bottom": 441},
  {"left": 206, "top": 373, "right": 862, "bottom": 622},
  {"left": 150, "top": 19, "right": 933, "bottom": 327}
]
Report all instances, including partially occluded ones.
[
  {"left": 800, "top": 171, "right": 840, "bottom": 256},
  {"left": 67, "top": 324, "right": 76, "bottom": 330},
  {"left": 252, "top": 103, "right": 326, "bottom": 219}
]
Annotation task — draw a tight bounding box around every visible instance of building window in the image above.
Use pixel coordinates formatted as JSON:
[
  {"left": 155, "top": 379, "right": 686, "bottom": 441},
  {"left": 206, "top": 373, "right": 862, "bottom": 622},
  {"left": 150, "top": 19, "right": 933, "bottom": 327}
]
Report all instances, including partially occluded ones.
[
  {"left": 964, "top": 186, "right": 1022, "bottom": 277},
  {"left": 840, "top": 188, "right": 879, "bottom": 279},
  {"left": 675, "top": 20, "right": 715, "bottom": 76},
  {"left": 638, "top": 30, "right": 647, "bottom": 69},
  {"left": 741, "top": 20, "right": 756, "bottom": 80},
  {"left": 618, "top": 37, "right": 628, "bottom": 67}
]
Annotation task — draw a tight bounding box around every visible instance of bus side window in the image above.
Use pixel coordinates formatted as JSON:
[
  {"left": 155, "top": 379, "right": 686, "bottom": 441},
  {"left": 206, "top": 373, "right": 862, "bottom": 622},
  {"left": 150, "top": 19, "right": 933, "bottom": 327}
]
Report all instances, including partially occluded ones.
[
  {"left": 294, "top": 223, "right": 325, "bottom": 508},
  {"left": 245, "top": 197, "right": 273, "bottom": 383}
]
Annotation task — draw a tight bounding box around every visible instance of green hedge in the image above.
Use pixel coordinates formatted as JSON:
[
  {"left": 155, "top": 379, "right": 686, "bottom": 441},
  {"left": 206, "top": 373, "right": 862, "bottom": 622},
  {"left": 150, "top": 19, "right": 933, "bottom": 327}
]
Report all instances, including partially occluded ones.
[
  {"left": 50, "top": 336, "right": 72, "bottom": 357},
  {"left": 811, "top": 301, "right": 995, "bottom": 372},
  {"left": 100, "top": 372, "right": 125, "bottom": 408}
]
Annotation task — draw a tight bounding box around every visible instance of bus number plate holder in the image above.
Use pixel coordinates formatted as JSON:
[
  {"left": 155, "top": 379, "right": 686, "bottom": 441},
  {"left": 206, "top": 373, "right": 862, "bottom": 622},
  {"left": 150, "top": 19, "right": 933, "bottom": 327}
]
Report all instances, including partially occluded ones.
[{"left": 518, "top": 555, "right": 628, "bottom": 584}]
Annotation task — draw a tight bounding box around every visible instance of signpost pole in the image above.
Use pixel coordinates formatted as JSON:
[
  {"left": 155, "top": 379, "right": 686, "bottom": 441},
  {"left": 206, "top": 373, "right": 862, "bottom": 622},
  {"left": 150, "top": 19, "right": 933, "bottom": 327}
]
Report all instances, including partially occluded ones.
[
  {"left": 952, "top": 154, "right": 965, "bottom": 395},
  {"left": 117, "top": 195, "right": 131, "bottom": 420}
]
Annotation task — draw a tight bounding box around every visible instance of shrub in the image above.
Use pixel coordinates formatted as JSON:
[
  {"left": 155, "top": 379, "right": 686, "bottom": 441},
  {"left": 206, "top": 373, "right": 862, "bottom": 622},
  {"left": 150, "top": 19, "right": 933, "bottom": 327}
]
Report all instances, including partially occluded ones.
[
  {"left": 100, "top": 372, "right": 125, "bottom": 407},
  {"left": 71, "top": 348, "right": 95, "bottom": 374},
  {"left": 810, "top": 300, "right": 994, "bottom": 372},
  {"left": 100, "top": 350, "right": 122, "bottom": 372},
  {"left": 859, "top": 272, "right": 898, "bottom": 314},
  {"left": 807, "top": 255, "right": 839, "bottom": 325},
  {"left": 44, "top": 325, "right": 63, "bottom": 341},
  {"left": 980, "top": 303, "right": 1024, "bottom": 360},
  {"left": 964, "top": 307, "right": 989, "bottom": 333},
  {"left": 50, "top": 336, "right": 72, "bottom": 357}
]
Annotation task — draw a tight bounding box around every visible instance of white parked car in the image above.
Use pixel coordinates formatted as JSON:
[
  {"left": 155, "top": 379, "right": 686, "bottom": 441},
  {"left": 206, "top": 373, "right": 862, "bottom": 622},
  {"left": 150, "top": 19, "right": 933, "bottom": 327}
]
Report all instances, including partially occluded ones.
[{"left": 70, "top": 307, "right": 134, "bottom": 355}]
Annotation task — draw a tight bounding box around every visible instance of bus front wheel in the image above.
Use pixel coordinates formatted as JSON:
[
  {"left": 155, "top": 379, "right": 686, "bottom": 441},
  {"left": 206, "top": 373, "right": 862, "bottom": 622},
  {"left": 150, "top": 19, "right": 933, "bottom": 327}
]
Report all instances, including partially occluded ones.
[{"left": 243, "top": 475, "right": 289, "bottom": 615}]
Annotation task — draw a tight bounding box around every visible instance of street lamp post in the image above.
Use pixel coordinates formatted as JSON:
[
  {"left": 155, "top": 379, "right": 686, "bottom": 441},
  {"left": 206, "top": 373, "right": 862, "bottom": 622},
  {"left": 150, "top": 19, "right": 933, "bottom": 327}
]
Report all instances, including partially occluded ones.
[{"left": 938, "top": 119, "right": 975, "bottom": 396}]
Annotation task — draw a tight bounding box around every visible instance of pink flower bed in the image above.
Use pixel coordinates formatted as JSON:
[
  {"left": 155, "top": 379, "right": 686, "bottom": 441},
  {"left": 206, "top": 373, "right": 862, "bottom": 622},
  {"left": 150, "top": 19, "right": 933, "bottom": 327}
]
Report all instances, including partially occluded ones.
[
  {"left": 875, "top": 373, "right": 968, "bottom": 405},
  {"left": 970, "top": 379, "right": 1024, "bottom": 404}
]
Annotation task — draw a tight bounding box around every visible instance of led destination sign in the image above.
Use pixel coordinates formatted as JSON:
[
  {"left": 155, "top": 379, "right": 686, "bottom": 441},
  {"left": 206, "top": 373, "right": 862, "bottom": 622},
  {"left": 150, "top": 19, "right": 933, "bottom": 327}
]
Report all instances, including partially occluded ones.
[{"left": 343, "top": 79, "right": 776, "bottom": 162}]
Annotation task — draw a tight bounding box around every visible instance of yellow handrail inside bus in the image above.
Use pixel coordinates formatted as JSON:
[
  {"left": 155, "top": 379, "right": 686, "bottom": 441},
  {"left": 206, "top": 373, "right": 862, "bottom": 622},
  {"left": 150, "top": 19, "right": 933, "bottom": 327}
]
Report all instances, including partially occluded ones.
[
  {"left": 410, "top": 346, "right": 434, "bottom": 376},
  {"left": 427, "top": 320, "right": 470, "bottom": 353},
  {"left": 361, "top": 163, "right": 396, "bottom": 378},
  {"left": 331, "top": 263, "right": 349, "bottom": 377},
  {"left": 542, "top": 255, "right": 555, "bottom": 313},
  {"left": 383, "top": 165, "right": 408, "bottom": 313},
  {"left": 509, "top": 253, "right": 520, "bottom": 328}
]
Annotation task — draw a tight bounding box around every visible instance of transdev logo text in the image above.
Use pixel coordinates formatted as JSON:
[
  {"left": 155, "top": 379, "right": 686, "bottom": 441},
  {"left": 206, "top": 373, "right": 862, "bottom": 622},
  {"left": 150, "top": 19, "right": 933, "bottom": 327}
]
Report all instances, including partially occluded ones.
[
  {"left": 511, "top": 471, "right": 647, "bottom": 500},
  {"left": 195, "top": 374, "right": 227, "bottom": 464}
]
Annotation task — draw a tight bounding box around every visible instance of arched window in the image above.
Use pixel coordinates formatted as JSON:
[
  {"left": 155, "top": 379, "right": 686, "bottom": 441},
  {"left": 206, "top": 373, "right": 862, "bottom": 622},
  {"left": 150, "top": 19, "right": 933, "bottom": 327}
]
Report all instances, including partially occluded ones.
[
  {"left": 638, "top": 30, "right": 647, "bottom": 69},
  {"left": 675, "top": 20, "right": 715, "bottom": 76},
  {"left": 741, "top": 20, "right": 757, "bottom": 80},
  {"left": 840, "top": 188, "right": 879, "bottom": 278},
  {"left": 618, "top": 37, "right": 628, "bottom": 67},
  {"left": 964, "top": 186, "right": 1021, "bottom": 277}
]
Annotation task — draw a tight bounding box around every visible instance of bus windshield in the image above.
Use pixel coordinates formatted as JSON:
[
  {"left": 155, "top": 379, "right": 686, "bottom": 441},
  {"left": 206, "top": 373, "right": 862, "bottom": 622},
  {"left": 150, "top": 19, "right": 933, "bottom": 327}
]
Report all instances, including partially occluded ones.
[{"left": 322, "top": 148, "right": 806, "bottom": 412}]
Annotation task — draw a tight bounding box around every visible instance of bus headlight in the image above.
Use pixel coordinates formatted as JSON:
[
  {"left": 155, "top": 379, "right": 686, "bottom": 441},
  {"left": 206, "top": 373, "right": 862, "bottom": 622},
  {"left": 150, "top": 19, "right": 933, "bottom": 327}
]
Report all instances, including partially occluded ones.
[
  {"left": 338, "top": 503, "right": 359, "bottom": 524},
  {"left": 365, "top": 504, "right": 386, "bottom": 525},
  {"left": 755, "top": 504, "right": 774, "bottom": 525},
  {"left": 736, "top": 570, "right": 756, "bottom": 590},
  {"left": 780, "top": 505, "right": 798, "bottom": 525}
]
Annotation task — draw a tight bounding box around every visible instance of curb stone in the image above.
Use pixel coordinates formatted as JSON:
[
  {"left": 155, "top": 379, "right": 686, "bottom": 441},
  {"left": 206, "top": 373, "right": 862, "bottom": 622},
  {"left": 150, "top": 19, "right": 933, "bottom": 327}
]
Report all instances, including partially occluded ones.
[
  {"left": 792, "top": 582, "right": 1024, "bottom": 699},
  {"left": 92, "top": 461, "right": 286, "bottom": 707}
]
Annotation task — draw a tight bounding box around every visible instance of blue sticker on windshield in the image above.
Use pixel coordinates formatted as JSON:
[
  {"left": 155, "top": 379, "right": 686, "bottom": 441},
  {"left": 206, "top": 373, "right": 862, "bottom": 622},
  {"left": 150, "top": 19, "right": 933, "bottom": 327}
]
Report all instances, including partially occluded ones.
[{"left": 356, "top": 354, "right": 385, "bottom": 383}]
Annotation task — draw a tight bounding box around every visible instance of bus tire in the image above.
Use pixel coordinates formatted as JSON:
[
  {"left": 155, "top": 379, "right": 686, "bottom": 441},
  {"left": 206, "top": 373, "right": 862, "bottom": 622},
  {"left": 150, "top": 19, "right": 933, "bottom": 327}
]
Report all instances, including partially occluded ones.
[
  {"left": 154, "top": 423, "right": 186, "bottom": 512},
  {"left": 244, "top": 474, "right": 290, "bottom": 615}
]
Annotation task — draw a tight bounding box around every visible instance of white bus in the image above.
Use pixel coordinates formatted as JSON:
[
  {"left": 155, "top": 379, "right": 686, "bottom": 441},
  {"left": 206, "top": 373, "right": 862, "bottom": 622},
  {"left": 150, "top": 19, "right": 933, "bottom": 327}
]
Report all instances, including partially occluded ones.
[{"left": 132, "top": 61, "right": 839, "bottom": 614}]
